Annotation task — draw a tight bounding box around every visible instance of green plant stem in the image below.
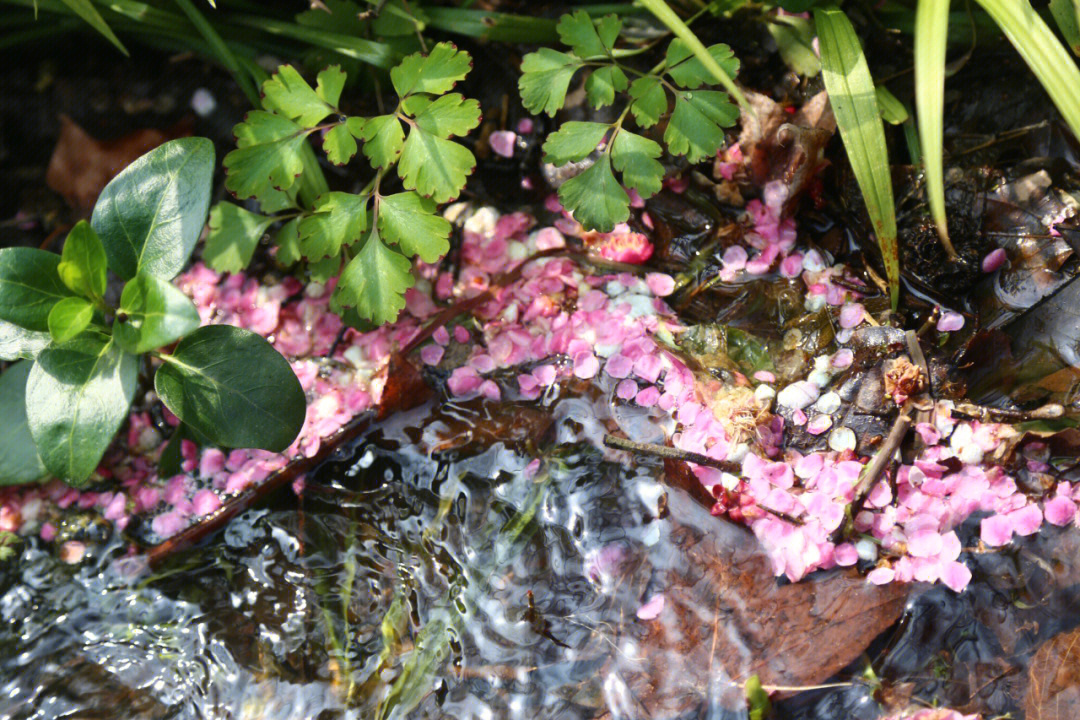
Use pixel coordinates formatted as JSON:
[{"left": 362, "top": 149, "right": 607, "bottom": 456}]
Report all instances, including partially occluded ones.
[
  {"left": 637, "top": 0, "right": 751, "bottom": 111},
  {"left": 914, "top": 0, "right": 957, "bottom": 258}
]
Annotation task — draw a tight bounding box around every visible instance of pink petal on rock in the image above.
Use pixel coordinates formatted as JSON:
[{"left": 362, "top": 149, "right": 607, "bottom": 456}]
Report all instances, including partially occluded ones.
[
  {"left": 982, "top": 248, "right": 1007, "bottom": 273},
  {"left": 838, "top": 303, "right": 865, "bottom": 329},
  {"left": 645, "top": 272, "right": 676, "bottom": 297},
  {"left": 1045, "top": 495, "right": 1077, "bottom": 526},
  {"left": 980, "top": 513, "right": 1014, "bottom": 546},
  {"left": 192, "top": 489, "right": 222, "bottom": 517},
  {"left": 940, "top": 561, "right": 972, "bottom": 592},
  {"left": 779, "top": 253, "right": 804, "bottom": 278},
  {"left": 834, "top": 543, "right": 858, "bottom": 566},
  {"left": 867, "top": 567, "right": 895, "bottom": 585},
  {"left": 636, "top": 594, "right": 665, "bottom": 620},
  {"left": 605, "top": 354, "right": 633, "bottom": 379},
  {"left": 831, "top": 349, "right": 854, "bottom": 369},
  {"left": 616, "top": 379, "right": 638, "bottom": 400},
  {"left": 573, "top": 351, "right": 600, "bottom": 379},
  {"left": 489, "top": 130, "right": 517, "bottom": 158},
  {"left": 636, "top": 385, "right": 660, "bottom": 407},
  {"left": 722, "top": 245, "right": 748, "bottom": 270},
  {"left": 936, "top": 311, "right": 965, "bottom": 332},
  {"left": 908, "top": 528, "right": 943, "bottom": 558},
  {"left": 420, "top": 345, "right": 444, "bottom": 366},
  {"left": 448, "top": 367, "right": 483, "bottom": 396},
  {"left": 1009, "top": 503, "right": 1043, "bottom": 536}
]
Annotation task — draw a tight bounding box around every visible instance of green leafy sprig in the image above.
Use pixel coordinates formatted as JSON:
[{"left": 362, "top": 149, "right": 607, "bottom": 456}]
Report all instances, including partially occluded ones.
[
  {"left": 518, "top": 11, "right": 740, "bottom": 232},
  {"left": 208, "top": 42, "right": 479, "bottom": 326},
  {"left": 0, "top": 139, "right": 306, "bottom": 487}
]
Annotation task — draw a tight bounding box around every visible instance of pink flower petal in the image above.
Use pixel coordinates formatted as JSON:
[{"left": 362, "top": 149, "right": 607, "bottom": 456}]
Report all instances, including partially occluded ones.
[
  {"left": 616, "top": 379, "right": 638, "bottom": 400},
  {"left": 489, "top": 130, "right": 517, "bottom": 158},
  {"left": 645, "top": 273, "right": 675, "bottom": 297},
  {"left": 1045, "top": 495, "right": 1077, "bottom": 526},
  {"left": 940, "top": 561, "right": 972, "bottom": 592},
  {"left": 420, "top": 344, "right": 445, "bottom": 366},
  {"left": 192, "top": 489, "right": 222, "bottom": 517},
  {"left": 573, "top": 351, "right": 600, "bottom": 379},
  {"left": 867, "top": 567, "right": 895, "bottom": 585},
  {"left": 636, "top": 594, "right": 665, "bottom": 620},
  {"left": 937, "top": 310, "right": 965, "bottom": 332},
  {"left": 982, "top": 248, "right": 1007, "bottom": 273},
  {"left": 980, "top": 513, "right": 1014, "bottom": 547},
  {"left": 722, "top": 245, "right": 748, "bottom": 270},
  {"left": 838, "top": 303, "right": 865, "bottom": 329}
]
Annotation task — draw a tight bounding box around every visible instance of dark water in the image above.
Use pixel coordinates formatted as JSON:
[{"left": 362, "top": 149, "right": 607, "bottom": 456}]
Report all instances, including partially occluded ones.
[{"left": 1, "top": 394, "right": 1076, "bottom": 720}]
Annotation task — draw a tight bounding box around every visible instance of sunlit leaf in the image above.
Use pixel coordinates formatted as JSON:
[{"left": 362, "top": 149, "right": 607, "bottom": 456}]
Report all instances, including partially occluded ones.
[
  {"left": 665, "top": 39, "right": 740, "bottom": 89},
  {"left": 390, "top": 42, "right": 472, "bottom": 97},
  {"left": 557, "top": 154, "right": 629, "bottom": 232},
  {"left": 914, "top": 0, "right": 952, "bottom": 255},
  {"left": 57, "top": 220, "right": 107, "bottom": 300},
  {"left": 412, "top": 93, "right": 481, "bottom": 138},
  {"left": 556, "top": 10, "right": 620, "bottom": 58},
  {"left": 323, "top": 123, "right": 359, "bottom": 165},
  {"left": 47, "top": 296, "right": 93, "bottom": 343},
  {"left": 204, "top": 203, "right": 275, "bottom": 274},
  {"left": 518, "top": 48, "right": 583, "bottom": 117},
  {"left": 378, "top": 191, "right": 451, "bottom": 263},
  {"left": 0, "top": 361, "right": 47, "bottom": 486},
  {"left": 0, "top": 247, "right": 76, "bottom": 332},
  {"left": 357, "top": 115, "right": 405, "bottom": 170},
  {"left": 262, "top": 65, "right": 337, "bottom": 128},
  {"left": 611, "top": 130, "right": 664, "bottom": 199},
  {"left": 542, "top": 121, "right": 609, "bottom": 165},
  {"left": 332, "top": 227, "right": 414, "bottom": 325},
  {"left": 114, "top": 273, "right": 201, "bottom": 355},
  {"left": 298, "top": 192, "right": 370, "bottom": 261},
  {"left": 585, "top": 65, "right": 629, "bottom": 109},
  {"left": 664, "top": 91, "right": 738, "bottom": 163},
  {"left": 398, "top": 125, "right": 476, "bottom": 202},
  {"left": 628, "top": 77, "right": 668, "bottom": 127},
  {"left": 224, "top": 111, "right": 308, "bottom": 200}
]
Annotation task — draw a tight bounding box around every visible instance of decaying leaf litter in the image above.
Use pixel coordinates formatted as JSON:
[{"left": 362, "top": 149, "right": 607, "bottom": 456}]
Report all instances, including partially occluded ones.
[{"left": 5, "top": 5, "right": 1080, "bottom": 720}]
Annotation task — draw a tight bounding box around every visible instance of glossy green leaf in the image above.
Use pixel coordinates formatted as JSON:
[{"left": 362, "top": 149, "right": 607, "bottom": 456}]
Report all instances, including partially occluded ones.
[
  {"left": 57, "top": 220, "right": 107, "bottom": 300},
  {"left": 262, "top": 65, "right": 336, "bottom": 128},
  {"left": 518, "top": 48, "right": 583, "bottom": 117},
  {"left": 357, "top": 115, "right": 405, "bottom": 170},
  {"left": 58, "top": 0, "right": 128, "bottom": 56},
  {"left": 0, "top": 247, "right": 75, "bottom": 332},
  {"left": 224, "top": 112, "right": 307, "bottom": 200},
  {"left": 0, "top": 360, "right": 47, "bottom": 486},
  {"left": 412, "top": 93, "right": 482, "bottom": 138},
  {"left": 585, "top": 65, "right": 629, "bottom": 109},
  {"left": 814, "top": 6, "right": 899, "bottom": 308},
  {"left": 914, "top": 0, "right": 952, "bottom": 255},
  {"left": 664, "top": 91, "right": 739, "bottom": 163},
  {"left": 274, "top": 218, "right": 303, "bottom": 266},
  {"left": 556, "top": 10, "right": 619, "bottom": 58},
  {"left": 47, "top": 296, "right": 93, "bottom": 343},
  {"left": 398, "top": 126, "right": 476, "bottom": 203},
  {"left": 628, "top": 77, "right": 668, "bottom": 128},
  {"left": 665, "top": 40, "right": 740, "bottom": 90},
  {"left": 542, "top": 121, "right": 609, "bottom": 165},
  {"left": 204, "top": 203, "right": 274, "bottom": 274},
  {"left": 298, "top": 192, "right": 370, "bottom": 261},
  {"left": 323, "top": 123, "right": 358, "bottom": 165},
  {"left": 557, "top": 154, "right": 629, "bottom": 233},
  {"left": 316, "top": 65, "right": 347, "bottom": 106},
  {"left": 155, "top": 325, "right": 305, "bottom": 451},
  {"left": 92, "top": 137, "right": 215, "bottom": 281},
  {"left": 332, "top": 227, "right": 414, "bottom": 325},
  {"left": 390, "top": 42, "right": 472, "bottom": 97},
  {"left": 26, "top": 334, "right": 137, "bottom": 484},
  {"left": 611, "top": 130, "right": 664, "bottom": 199},
  {"left": 114, "top": 273, "right": 200, "bottom": 354},
  {"left": 377, "top": 191, "right": 451, "bottom": 263},
  {"left": 0, "top": 320, "right": 50, "bottom": 361},
  {"left": 876, "top": 86, "right": 909, "bottom": 125},
  {"left": 1049, "top": 0, "right": 1080, "bottom": 56}
]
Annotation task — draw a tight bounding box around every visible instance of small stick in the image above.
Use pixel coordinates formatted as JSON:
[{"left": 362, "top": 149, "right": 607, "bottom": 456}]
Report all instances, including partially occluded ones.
[
  {"left": 603, "top": 434, "right": 741, "bottom": 473},
  {"left": 951, "top": 401, "right": 1064, "bottom": 423},
  {"left": 850, "top": 401, "right": 913, "bottom": 509}
]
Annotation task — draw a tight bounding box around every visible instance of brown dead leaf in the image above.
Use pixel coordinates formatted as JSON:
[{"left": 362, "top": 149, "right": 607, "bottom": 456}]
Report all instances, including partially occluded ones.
[
  {"left": 610, "top": 490, "right": 908, "bottom": 716},
  {"left": 46, "top": 114, "right": 193, "bottom": 212},
  {"left": 1026, "top": 626, "right": 1080, "bottom": 720}
]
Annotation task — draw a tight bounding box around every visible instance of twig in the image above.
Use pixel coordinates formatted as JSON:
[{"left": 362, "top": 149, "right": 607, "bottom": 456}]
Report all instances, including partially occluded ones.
[
  {"left": 951, "top": 401, "right": 1064, "bottom": 423},
  {"left": 603, "top": 434, "right": 740, "bottom": 473},
  {"left": 848, "top": 401, "right": 913, "bottom": 514}
]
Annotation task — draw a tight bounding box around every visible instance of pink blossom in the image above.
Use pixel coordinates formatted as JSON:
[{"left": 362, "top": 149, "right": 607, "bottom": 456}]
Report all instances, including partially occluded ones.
[
  {"left": 636, "top": 386, "right": 660, "bottom": 407},
  {"left": 982, "top": 248, "right": 1007, "bottom": 272},
  {"left": 722, "top": 245, "right": 748, "bottom": 270},
  {"left": 40, "top": 522, "right": 56, "bottom": 541},
  {"left": 637, "top": 594, "right": 665, "bottom": 620},
  {"left": 533, "top": 227, "right": 565, "bottom": 251},
  {"left": 779, "top": 253, "right": 804, "bottom": 277},
  {"left": 835, "top": 543, "right": 858, "bottom": 566},
  {"left": 478, "top": 379, "right": 501, "bottom": 400},
  {"left": 516, "top": 117, "right": 534, "bottom": 134},
  {"left": 199, "top": 448, "right": 226, "bottom": 477},
  {"left": 433, "top": 326, "right": 450, "bottom": 346},
  {"left": 489, "top": 130, "right": 517, "bottom": 158},
  {"left": 937, "top": 311, "right": 965, "bottom": 332},
  {"left": 192, "top": 489, "right": 222, "bottom": 517},
  {"left": 606, "top": 354, "right": 633, "bottom": 379},
  {"left": 645, "top": 273, "right": 675, "bottom": 297},
  {"left": 831, "top": 349, "right": 854, "bottom": 369},
  {"left": 940, "top": 561, "right": 972, "bottom": 592}
]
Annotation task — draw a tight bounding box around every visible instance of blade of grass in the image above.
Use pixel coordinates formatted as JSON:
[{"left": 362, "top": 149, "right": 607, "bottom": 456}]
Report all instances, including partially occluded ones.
[
  {"left": 975, "top": 0, "right": 1080, "bottom": 148},
  {"left": 1049, "top": 0, "right": 1080, "bottom": 56},
  {"left": 914, "top": 0, "right": 956, "bottom": 258},
  {"left": 230, "top": 15, "right": 396, "bottom": 69},
  {"left": 637, "top": 0, "right": 752, "bottom": 112},
  {"left": 57, "top": 0, "right": 128, "bottom": 54},
  {"left": 424, "top": 7, "right": 559, "bottom": 43},
  {"left": 814, "top": 6, "right": 900, "bottom": 309},
  {"left": 172, "top": 0, "right": 258, "bottom": 105}
]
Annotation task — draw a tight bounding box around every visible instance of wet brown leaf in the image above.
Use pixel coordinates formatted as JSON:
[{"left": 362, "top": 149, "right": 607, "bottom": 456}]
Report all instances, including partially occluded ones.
[
  {"left": 611, "top": 490, "right": 908, "bottom": 716},
  {"left": 46, "top": 113, "right": 193, "bottom": 212},
  {"left": 1026, "top": 626, "right": 1080, "bottom": 720}
]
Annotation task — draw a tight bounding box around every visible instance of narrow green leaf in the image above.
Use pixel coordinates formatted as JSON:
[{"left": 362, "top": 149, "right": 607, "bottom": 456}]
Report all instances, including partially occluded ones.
[
  {"left": 114, "top": 273, "right": 201, "bottom": 354},
  {"left": 0, "top": 361, "right": 47, "bottom": 486},
  {"left": 224, "top": 112, "right": 308, "bottom": 199},
  {"left": 0, "top": 247, "right": 75, "bottom": 332},
  {"left": 332, "top": 227, "right": 414, "bottom": 325},
  {"left": 557, "top": 154, "right": 629, "bottom": 232},
  {"left": 914, "top": 0, "right": 952, "bottom": 255},
  {"left": 47, "top": 296, "right": 93, "bottom": 343},
  {"left": 638, "top": 0, "right": 750, "bottom": 110},
  {"left": 26, "top": 334, "right": 137, "bottom": 484},
  {"left": 1049, "top": 0, "right": 1080, "bottom": 56},
  {"left": 390, "top": 42, "right": 472, "bottom": 97},
  {"left": 975, "top": 0, "right": 1080, "bottom": 168},
  {"left": 57, "top": 220, "right": 107, "bottom": 300},
  {"left": 542, "top": 121, "right": 610, "bottom": 165},
  {"left": 611, "top": 130, "right": 664, "bottom": 199},
  {"left": 357, "top": 115, "right": 405, "bottom": 170},
  {"left": 58, "top": 0, "right": 128, "bottom": 56},
  {"left": 0, "top": 320, "right": 50, "bottom": 361},
  {"left": 155, "top": 325, "right": 306, "bottom": 452},
  {"left": 876, "top": 86, "right": 909, "bottom": 125},
  {"left": 767, "top": 19, "right": 822, "bottom": 76},
  {"left": 204, "top": 203, "right": 274, "bottom": 274},
  {"left": 518, "top": 48, "right": 583, "bottom": 117},
  {"left": 665, "top": 39, "right": 740, "bottom": 89},
  {"left": 298, "top": 192, "right": 370, "bottom": 261},
  {"left": 814, "top": 6, "right": 899, "bottom": 309},
  {"left": 628, "top": 77, "right": 668, "bottom": 127},
  {"left": 262, "top": 65, "right": 336, "bottom": 128},
  {"left": 377, "top": 192, "right": 451, "bottom": 263},
  {"left": 398, "top": 126, "right": 476, "bottom": 202},
  {"left": 92, "top": 137, "right": 215, "bottom": 280}
]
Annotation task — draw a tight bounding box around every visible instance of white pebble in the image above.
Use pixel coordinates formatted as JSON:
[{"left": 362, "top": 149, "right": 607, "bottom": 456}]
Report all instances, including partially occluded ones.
[
  {"left": 720, "top": 472, "right": 740, "bottom": 491},
  {"left": 464, "top": 206, "right": 499, "bottom": 235},
  {"left": 812, "top": 391, "right": 841, "bottom": 415},
  {"left": 855, "top": 538, "right": 878, "bottom": 562},
  {"left": 777, "top": 381, "right": 819, "bottom": 410},
  {"left": 808, "top": 370, "right": 831, "bottom": 388},
  {"left": 190, "top": 88, "right": 216, "bottom": 117},
  {"left": 805, "top": 294, "right": 827, "bottom": 312},
  {"left": 754, "top": 384, "right": 776, "bottom": 406}
]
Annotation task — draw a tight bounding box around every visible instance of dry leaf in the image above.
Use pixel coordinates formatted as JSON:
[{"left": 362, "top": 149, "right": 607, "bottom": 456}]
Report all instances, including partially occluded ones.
[
  {"left": 1026, "top": 626, "right": 1080, "bottom": 720},
  {"left": 45, "top": 113, "right": 193, "bottom": 212}
]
